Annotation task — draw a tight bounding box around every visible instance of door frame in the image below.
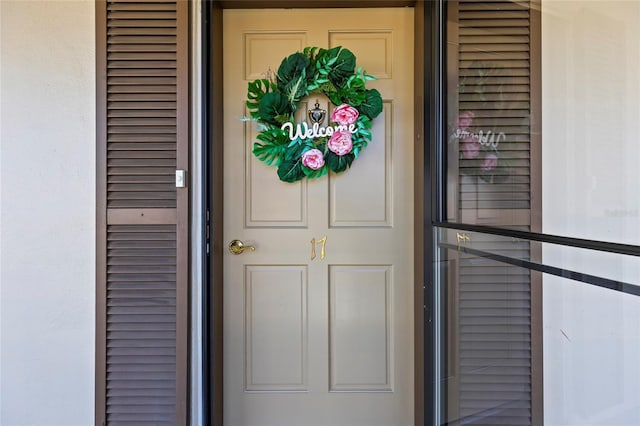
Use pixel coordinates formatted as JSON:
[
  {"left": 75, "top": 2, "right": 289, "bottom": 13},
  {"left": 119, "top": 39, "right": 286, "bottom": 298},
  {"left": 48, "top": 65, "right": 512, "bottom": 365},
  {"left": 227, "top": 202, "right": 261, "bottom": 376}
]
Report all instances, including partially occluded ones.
[{"left": 201, "top": 2, "right": 443, "bottom": 425}]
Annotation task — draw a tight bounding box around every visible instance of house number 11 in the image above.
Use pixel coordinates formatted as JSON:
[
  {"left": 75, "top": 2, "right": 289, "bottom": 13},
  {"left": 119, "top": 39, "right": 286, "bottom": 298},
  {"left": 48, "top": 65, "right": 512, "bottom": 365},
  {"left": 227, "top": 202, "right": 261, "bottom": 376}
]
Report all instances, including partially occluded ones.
[{"left": 310, "top": 236, "right": 327, "bottom": 260}]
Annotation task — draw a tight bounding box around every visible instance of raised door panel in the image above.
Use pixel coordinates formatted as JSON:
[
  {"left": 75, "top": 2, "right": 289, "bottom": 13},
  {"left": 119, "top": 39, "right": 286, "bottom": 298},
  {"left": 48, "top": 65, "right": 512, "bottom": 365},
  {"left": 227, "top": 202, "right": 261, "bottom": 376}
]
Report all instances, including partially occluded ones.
[
  {"left": 245, "top": 108, "right": 309, "bottom": 227},
  {"left": 244, "top": 33, "right": 307, "bottom": 80},
  {"left": 328, "top": 31, "right": 393, "bottom": 79},
  {"left": 245, "top": 265, "right": 308, "bottom": 391},
  {"left": 330, "top": 102, "right": 392, "bottom": 227},
  {"left": 243, "top": 33, "right": 310, "bottom": 228},
  {"left": 329, "top": 265, "right": 393, "bottom": 392}
]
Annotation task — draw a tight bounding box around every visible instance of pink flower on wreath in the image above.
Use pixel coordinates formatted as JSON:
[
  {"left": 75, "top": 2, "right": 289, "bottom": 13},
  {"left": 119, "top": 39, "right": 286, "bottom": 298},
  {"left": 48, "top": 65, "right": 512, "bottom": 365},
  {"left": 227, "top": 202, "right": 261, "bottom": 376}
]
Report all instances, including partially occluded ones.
[
  {"left": 457, "top": 111, "right": 474, "bottom": 131},
  {"left": 461, "top": 135, "right": 480, "bottom": 159},
  {"left": 331, "top": 103, "right": 359, "bottom": 126},
  {"left": 481, "top": 153, "right": 498, "bottom": 171},
  {"left": 327, "top": 130, "right": 353, "bottom": 156},
  {"left": 301, "top": 149, "right": 325, "bottom": 170}
]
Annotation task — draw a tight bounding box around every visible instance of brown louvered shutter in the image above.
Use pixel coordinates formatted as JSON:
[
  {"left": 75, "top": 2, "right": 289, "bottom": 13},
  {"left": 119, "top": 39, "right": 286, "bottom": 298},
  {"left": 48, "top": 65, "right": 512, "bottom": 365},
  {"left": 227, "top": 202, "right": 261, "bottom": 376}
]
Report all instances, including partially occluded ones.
[
  {"left": 448, "top": 0, "right": 539, "bottom": 224},
  {"left": 446, "top": 1, "right": 541, "bottom": 425},
  {"left": 96, "top": 1, "right": 189, "bottom": 424},
  {"left": 455, "top": 231, "right": 536, "bottom": 425}
]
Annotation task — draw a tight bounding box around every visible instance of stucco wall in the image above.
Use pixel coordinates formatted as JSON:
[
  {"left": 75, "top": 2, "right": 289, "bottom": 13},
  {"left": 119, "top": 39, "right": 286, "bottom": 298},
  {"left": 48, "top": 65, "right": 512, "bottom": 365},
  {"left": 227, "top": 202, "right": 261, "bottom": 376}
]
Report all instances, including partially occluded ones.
[
  {"left": 542, "top": 1, "right": 640, "bottom": 425},
  {"left": 0, "top": 1, "right": 96, "bottom": 425}
]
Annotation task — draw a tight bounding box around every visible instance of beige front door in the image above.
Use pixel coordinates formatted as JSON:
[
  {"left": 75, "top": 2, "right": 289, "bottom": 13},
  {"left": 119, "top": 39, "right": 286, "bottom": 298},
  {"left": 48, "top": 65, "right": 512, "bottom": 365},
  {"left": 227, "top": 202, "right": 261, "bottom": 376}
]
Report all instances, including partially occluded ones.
[{"left": 222, "top": 8, "right": 414, "bottom": 426}]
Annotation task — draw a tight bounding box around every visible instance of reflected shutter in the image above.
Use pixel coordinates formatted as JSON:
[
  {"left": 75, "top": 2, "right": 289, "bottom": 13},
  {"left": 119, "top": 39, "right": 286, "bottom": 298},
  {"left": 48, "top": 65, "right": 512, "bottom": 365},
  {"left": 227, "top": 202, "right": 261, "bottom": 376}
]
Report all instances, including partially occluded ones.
[
  {"left": 96, "top": 1, "right": 189, "bottom": 424},
  {"left": 456, "top": 231, "right": 534, "bottom": 425},
  {"left": 447, "top": 1, "right": 541, "bottom": 425},
  {"left": 449, "top": 0, "right": 539, "bottom": 225}
]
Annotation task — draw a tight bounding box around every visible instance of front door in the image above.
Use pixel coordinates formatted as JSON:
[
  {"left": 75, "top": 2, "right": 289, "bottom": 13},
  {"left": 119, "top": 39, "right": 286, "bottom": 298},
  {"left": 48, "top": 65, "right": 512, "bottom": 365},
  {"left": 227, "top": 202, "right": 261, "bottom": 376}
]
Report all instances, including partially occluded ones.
[{"left": 222, "top": 8, "right": 414, "bottom": 425}]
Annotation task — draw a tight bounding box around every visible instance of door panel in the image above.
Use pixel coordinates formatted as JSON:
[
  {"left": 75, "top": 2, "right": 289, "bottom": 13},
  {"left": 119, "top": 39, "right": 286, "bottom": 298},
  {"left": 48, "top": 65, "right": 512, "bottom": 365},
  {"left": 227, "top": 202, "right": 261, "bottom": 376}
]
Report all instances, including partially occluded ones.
[
  {"left": 330, "top": 103, "right": 392, "bottom": 227},
  {"left": 245, "top": 265, "right": 308, "bottom": 391},
  {"left": 223, "top": 8, "right": 414, "bottom": 426},
  {"left": 245, "top": 113, "right": 309, "bottom": 227},
  {"left": 329, "top": 265, "right": 392, "bottom": 392}
]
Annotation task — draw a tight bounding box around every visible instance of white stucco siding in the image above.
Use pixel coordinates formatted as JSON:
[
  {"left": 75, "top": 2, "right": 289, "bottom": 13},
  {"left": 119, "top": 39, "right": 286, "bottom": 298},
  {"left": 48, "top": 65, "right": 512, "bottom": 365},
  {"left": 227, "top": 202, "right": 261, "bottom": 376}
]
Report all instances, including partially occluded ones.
[{"left": 0, "top": 1, "right": 96, "bottom": 425}]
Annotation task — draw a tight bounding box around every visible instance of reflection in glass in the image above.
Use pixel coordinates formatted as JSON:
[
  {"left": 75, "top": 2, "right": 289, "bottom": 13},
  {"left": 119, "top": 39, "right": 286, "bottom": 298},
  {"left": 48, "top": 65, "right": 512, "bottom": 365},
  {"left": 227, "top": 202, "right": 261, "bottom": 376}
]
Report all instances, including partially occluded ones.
[
  {"left": 435, "top": 226, "right": 640, "bottom": 425},
  {"left": 439, "top": 1, "right": 640, "bottom": 425},
  {"left": 437, "top": 227, "right": 537, "bottom": 425},
  {"left": 446, "top": 0, "right": 640, "bottom": 245},
  {"left": 446, "top": 0, "right": 537, "bottom": 230}
]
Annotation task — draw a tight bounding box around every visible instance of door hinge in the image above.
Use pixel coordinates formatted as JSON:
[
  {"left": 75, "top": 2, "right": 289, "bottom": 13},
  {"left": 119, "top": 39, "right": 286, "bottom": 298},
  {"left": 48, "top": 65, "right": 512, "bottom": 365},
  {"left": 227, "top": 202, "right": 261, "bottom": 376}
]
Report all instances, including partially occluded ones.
[
  {"left": 205, "top": 209, "right": 211, "bottom": 242},
  {"left": 205, "top": 209, "right": 211, "bottom": 256}
]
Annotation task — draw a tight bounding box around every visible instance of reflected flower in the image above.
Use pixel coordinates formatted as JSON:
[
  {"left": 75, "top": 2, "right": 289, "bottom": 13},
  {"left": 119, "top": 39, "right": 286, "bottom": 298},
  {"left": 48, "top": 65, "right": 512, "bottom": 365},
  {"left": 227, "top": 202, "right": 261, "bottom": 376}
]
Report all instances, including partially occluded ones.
[
  {"left": 461, "top": 136, "right": 480, "bottom": 159},
  {"left": 481, "top": 153, "right": 498, "bottom": 171},
  {"left": 457, "top": 111, "right": 475, "bottom": 130}
]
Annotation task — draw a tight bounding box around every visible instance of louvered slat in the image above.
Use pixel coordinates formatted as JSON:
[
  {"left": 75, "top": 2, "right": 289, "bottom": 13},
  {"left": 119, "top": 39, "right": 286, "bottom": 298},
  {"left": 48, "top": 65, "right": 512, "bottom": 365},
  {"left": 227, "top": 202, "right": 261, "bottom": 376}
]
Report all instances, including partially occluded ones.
[
  {"left": 459, "top": 251, "right": 531, "bottom": 425},
  {"left": 106, "top": 224, "right": 177, "bottom": 425},
  {"left": 457, "top": 229, "right": 532, "bottom": 425},
  {"left": 106, "top": 1, "right": 177, "bottom": 209},
  {"left": 457, "top": 0, "right": 532, "bottom": 210}
]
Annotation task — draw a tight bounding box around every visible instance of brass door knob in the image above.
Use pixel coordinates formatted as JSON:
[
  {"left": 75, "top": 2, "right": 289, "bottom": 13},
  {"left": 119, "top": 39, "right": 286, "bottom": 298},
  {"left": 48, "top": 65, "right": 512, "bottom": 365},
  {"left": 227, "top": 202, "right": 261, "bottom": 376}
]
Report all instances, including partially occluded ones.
[{"left": 229, "top": 239, "right": 255, "bottom": 255}]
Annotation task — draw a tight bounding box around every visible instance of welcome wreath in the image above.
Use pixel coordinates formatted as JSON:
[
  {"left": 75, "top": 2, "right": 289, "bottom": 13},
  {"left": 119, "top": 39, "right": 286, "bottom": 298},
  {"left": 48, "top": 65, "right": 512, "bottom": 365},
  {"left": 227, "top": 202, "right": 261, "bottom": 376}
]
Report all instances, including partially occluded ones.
[{"left": 246, "top": 46, "right": 383, "bottom": 183}]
